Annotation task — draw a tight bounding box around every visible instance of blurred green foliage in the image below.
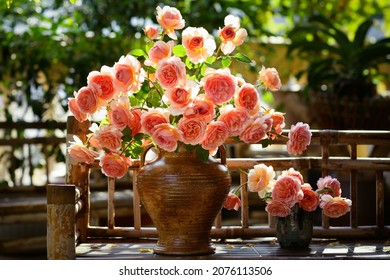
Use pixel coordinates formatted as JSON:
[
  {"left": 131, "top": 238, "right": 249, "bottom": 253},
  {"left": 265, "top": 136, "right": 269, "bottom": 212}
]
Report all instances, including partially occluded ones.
[{"left": 1, "top": 0, "right": 389, "bottom": 122}]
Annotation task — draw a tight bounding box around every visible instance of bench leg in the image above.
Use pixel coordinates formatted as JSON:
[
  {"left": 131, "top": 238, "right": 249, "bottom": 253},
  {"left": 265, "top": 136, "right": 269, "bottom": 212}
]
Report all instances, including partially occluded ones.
[{"left": 47, "top": 184, "right": 76, "bottom": 260}]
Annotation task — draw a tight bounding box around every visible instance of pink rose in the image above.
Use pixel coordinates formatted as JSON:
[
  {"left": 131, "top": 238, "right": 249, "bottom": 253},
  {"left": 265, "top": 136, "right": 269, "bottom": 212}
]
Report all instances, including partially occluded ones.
[
  {"left": 155, "top": 56, "right": 186, "bottom": 89},
  {"left": 156, "top": 6, "right": 185, "bottom": 40},
  {"left": 108, "top": 97, "right": 132, "bottom": 131},
  {"left": 75, "top": 85, "right": 100, "bottom": 114},
  {"left": 67, "top": 136, "right": 98, "bottom": 164},
  {"left": 247, "top": 163, "right": 275, "bottom": 198},
  {"left": 182, "top": 27, "right": 216, "bottom": 64},
  {"left": 90, "top": 125, "right": 123, "bottom": 151},
  {"left": 223, "top": 193, "right": 241, "bottom": 211},
  {"left": 234, "top": 83, "right": 260, "bottom": 115},
  {"left": 286, "top": 122, "right": 312, "bottom": 155},
  {"left": 163, "top": 80, "right": 198, "bottom": 115},
  {"left": 299, "top": 184, "right": 320, "bottom": 212},
  {"left": 201, "top": 121, "right": 229, "bottom": 154},
  {"left": 112, "top": 54, "right": 145, "bottom": 94},
  {"left": 239, "top": 114, "right": 272, "bottom": 143},
  {"left": 151, "top": 123, "right": 183, "bottom": 152},
  {"left": 320, "top": 195, "right": 352, "bottom": 218},
  {"left": 218, "top": 15, "right": 247, "bottom": 55},
  {"left": 272, "top": 175, "right": 303, "bottom": 207},
  {"left": 177, "top": 117, "right": 207, "bottom": 145},
  {"left": 68, "top": 98, "right": 88, "bottom": 122},
  {"left": 183, "top": 94, "right": 215, "bottom": 123},
  {"left": 316, "top": 175, "right": 342, "bottom": 197},
  {"left": 87, "top": 66, "right": 116, "bottom": 102},
  {"left": 259, "top": 66, "right": 282, "bottom": 91},
  {"left": 265, "top": 200, "right": 291, "bottom": 217},
  {"left": 218, "top": 105, "right": 250, "bottom": 136},
  {"left": 144, "top": 26, "right": 159, "bottom": 40},
  {"left": 202, "top": 68, "right": 237, "bottom": 105},
  {"left": 141, "top": 108, "right": 170, "bottom": 136},
  {"left": 100, "top": 152, "right": 131, "bottom": 179},
  {"left": 145, "top": 40, "right": 174, "bottom": 66}
]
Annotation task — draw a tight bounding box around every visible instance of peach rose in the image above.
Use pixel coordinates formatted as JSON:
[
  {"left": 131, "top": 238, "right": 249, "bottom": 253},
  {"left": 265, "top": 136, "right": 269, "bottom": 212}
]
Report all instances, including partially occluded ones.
[
  {"left": 299, "top": 183, "right": 320, "bottom": 212},
  {"left": 156, "top": 6, "right": 185, "bottom": 40},
  {"left": 320, "top": 195, "right": 352, "bottom": 218},
  {"left": 223, "top": 192, "right": 241, "bottom": 211},
  {"left": 286, "top": 122, "right": 312, "bottom": 155},
  {"left": 90, "top": 125, "right": 123, "bottom": 151},
  {"left": 182, "top": 27, "right": 216, "bottom": 64},
  {"left": 155, "top": 56, "right": 186, "bottom": 89},
  {"left": 163, "top": 80, "right": 198, "bottom": 115},
  {"left": 100, "top": 152, "right": 130, "bottom": 179},
  {"left": 75, "top": 85, "right": 100, "bottom": 114},
  {"left": 141, "top": 108, "right": 170, "bottom": 136},
  {"left": 265, "top": 200, "right": 291, "bottom": 217},
  {"left": 239, "top": 114, "right": 272, "bottom": 143},
  {"left": 112, "top": 54, "right": 145, "bottom": 94},
  {"left": 87, "top": 66, "right": 116, "bottom": 102},
  {"left": 201, "top": 121, "right": 229, "bottom": 154},
  {"left": 201, "top": 68, "right": 237, "bottom": 105},
  {"left": 108, "top": 97, "right": 132, "bottom": 131},
  {"left": 218, "top": 15, "right": 247, "bottom": 55},
  {"left": 128, "top": 108, "right": 142, "bottom": 136},
  {"left": 67, "top": 136, "right": 98, "bottom": 164},
  {"left": 151, "top": 123, "right": 183, "bottom": 152},
  {"left": 280, "top": 168, "right": 304, "bottom": 184},
  {"left": 259, "top": 66, "right": 282, "bottom": 91},
  {"left": 272, "top": 175, "right": 303, "bottom": 207},
  {"left": 145, "top": 40, "right": 174, "bottom": 66},
  {"left": 270, "top": 110, "right": 285, "bottom": 135},
  {"left": 248, "top": 163, "right": 276, "bottom": 198},
  {"left": 218, "top": 105, "right": 250, "bottom": 136},
  {"left": 144, "top": 26, "right": 159, "bottom": 40},
  {"left": 183, "top": 94, "right": 215, "bottom": 123},
  {"left": 177, "top": 117, "right": 207, "bottom": 145},
  {"left": 316, "top": 175, "right": 342, "bottom": 197},
  {"left": 234, "top": 83, "right": 260, "bottom": 115},
  {"left": 68, "top": 98, "right": 88, "bottom": 122}
]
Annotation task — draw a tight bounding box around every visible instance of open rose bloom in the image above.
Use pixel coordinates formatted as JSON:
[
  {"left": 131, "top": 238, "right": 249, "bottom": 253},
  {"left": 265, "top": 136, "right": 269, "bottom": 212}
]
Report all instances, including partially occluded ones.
[
  {"left": 243, "top": 164, "right": 352, "bottom": 219},
  {"left": 67, "top": 5, "right": 312, "bottom": 179}
]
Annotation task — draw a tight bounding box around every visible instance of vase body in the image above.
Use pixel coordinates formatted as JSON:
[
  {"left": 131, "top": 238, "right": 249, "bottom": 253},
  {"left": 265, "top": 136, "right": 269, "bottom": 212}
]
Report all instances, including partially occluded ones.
[
  {"left": 275, "top": 204, "right": 313, "bottom": 248},
  {"left": 136, "top": 145, "right": 231, "bottom": 256}
]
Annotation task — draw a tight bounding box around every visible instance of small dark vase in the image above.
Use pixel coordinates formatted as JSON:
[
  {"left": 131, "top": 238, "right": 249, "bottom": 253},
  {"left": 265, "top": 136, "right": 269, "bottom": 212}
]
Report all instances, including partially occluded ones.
[{"left": 275, "top": 204, "right": 313, "bottom": 248}]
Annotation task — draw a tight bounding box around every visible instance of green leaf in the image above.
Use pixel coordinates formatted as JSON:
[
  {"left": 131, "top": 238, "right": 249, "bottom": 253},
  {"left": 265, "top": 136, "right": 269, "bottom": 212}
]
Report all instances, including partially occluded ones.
[
  {"left": 173, "top": 45, "right": 187, "bottom": 57},
  {"left": 221, "top": 56, "right": 232, "bottom": 68},
  {"left": 234, "top": 53, "right": 252, "bottom": 63},
  {"left": 185, "top": 57, "right": 194, "bottom": 69},
  {"left": 205, "top": 55, "right": 216, "bottom": 65},
  {"left": 196, "top": 146, "right": 209, "bottom": 162},
  {"left": 130, "top": 49, "right": 147, "bottom": 58}
]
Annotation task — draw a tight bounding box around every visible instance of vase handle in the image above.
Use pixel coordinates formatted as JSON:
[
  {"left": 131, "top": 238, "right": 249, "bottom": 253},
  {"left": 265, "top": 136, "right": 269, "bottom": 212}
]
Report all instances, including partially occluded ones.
[
  {"left": 218, "top": 145, "right": 227, "bottom": 165},
  {"left": 140, "top": 144, "right": 156, "bottom": 167}
]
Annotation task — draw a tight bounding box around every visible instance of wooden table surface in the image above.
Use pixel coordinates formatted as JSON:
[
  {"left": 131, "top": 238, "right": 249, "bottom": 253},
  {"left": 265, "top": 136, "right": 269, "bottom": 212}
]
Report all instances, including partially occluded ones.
[{"left": 75, "top": 238, "right": 390, "bottom": 260}]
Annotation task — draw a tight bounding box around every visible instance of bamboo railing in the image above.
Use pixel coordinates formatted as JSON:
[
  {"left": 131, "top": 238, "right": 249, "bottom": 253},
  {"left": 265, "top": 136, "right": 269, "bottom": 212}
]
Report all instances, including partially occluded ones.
[{"left": 46, "top": 116, "right": 390, "bottom": 259}]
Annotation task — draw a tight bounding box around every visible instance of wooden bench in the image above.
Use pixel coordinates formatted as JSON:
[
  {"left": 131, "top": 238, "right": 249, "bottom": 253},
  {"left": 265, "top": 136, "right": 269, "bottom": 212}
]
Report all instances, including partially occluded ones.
[{"left": 46, "top": 117, "right": 390, "bottom": 259}]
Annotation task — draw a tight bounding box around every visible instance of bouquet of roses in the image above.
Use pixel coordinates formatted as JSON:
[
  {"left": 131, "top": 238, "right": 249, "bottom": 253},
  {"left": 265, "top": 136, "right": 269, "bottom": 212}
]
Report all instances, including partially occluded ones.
[
  {"left": 67, "top": 5, "right": 312, "bottom": 179},
  {"left": 225, "top": 163, "right": 352, "bottom": 219}
]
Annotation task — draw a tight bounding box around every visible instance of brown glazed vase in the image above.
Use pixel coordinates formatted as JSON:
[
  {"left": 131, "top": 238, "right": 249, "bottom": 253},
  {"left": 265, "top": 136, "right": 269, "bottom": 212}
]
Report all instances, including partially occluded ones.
[
  {"left": 275, "top": 204, "right": 313, "bottom": 249},
  {"left": 136, "top": 144, "right": 231, "bottom": 256}
]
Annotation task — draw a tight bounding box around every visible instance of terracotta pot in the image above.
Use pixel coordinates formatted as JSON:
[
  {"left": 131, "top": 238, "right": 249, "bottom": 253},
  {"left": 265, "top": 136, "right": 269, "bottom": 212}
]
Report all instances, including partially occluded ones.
[
  {"left": 136, "top": 144, "right": 231, "bottom": 256},
  {"left": 275, "top": 204, "right": 313, "bottom": 248}
]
